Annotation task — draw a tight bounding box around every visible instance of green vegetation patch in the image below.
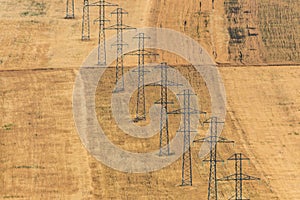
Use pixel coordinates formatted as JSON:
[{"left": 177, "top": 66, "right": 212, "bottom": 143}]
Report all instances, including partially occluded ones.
[
  {"left": 20, "top": 1, "right": 46, "bottom": 17},
  {"left": 2, "top": 123, "right": 14, "bottom": 131},
  {"left": 14, "top": 165, "right": 45, "bottom": 169}
]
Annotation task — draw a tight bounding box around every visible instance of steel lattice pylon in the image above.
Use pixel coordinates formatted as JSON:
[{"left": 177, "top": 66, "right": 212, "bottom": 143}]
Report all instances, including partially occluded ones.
[
  {"left": 126, "top": 33, "right": 158, "bottom": 122},
  {"left": 134, "top": 33, "right": 147, "bottom": 121},
  {"left": 106, "top": 8, "right": 135, "bottom": 92},
  {"left": 218, "top": 153, "right": 260, "bottom": 200},
  {"left": 155, "top": 63, "right": 180, "bottom": 156},
  {"left": 194, "top": 117, "right": 234, "bottom": 200},
  {"left": 181, "top": 89, "right": 193, "bottom": 186},
  {"left": 65, "top": 0, "right": 75, "bottom": 19},
  {"left": 81, "top": 0, "right": 90, "bottom": 40},
  {"left": 92, "top": 1, "right": 118, "bottom": 65},
  {"left": 158, "top": 64, "right": 170, "bottom": 156},
  {"left": 169, "top": 89, "right": 205, "bottom": 186},
  {"left": 147, "top": 63, "right": 181, "bottom": 156}
]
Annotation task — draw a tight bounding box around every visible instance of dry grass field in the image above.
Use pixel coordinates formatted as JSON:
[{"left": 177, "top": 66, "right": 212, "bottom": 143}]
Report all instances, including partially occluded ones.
[{"left": 0, "top": 0, "right": 299, "bottom": 199}]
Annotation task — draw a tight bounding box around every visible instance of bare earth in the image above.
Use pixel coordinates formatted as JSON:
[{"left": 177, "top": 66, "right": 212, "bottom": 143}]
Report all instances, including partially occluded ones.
[{"left": 0, "top": 0, "right": 299, "bottom": 199}]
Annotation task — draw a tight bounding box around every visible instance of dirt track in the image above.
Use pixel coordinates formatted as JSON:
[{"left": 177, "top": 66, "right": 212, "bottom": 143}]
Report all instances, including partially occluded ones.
[{"left": 0, "top": 0, "right": 299, "bottom": 199}]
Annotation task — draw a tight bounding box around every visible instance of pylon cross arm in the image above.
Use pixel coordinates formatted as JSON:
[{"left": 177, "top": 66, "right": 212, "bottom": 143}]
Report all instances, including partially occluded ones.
[
  {"left": 240, "top": 174, "right": 260, "bottom": 180},
  {"left": 193, "top": 137, "right": 210, "bottom": 143},
  {"left": 167, "top": 109, "right": 182, "bottom": 114},
  {"left": 93, "top": 18, "right": 110, "bottom": 22},
  {"left": 105, "top": 24, "right": 136, "bottom": 30},
  {"left": 217, "top": 174, "right": 236, "bottom": 181},
  {"left": 154, "top": 100, "right": 174, "bottom": 105},
  {"left": 218, "top": 174, "right": 260, "bottom": 181},
  {"left": 125, "top": 50, "right": 158, "bottom": 56},
  {"left": 203, "top": 159, "right": 224, "bottom": 163},
  {"left": 217, "top": 137, "right": 235, "bottom": 143},
  {"left": 89, "top": 1, "right": 118, "bottom": 7}
]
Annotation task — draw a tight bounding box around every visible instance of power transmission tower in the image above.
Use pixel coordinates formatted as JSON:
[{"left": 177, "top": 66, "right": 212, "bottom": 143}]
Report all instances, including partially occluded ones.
[
  {"left": 65, "top": 0, "right": 75, "bottom": 19},
  {"left": 149, "top": 63, "right": 181, "bottom": 156},
  {"left": 92, "top": 1, "right": 118, "bottom": 65},
  {"left": 147, "top": 63, "right": 182, "bottom": 156},
  {"left": 106, "top": 8, "right": 135, "bottom": 92},
  {"left": 81, "top": 1, "right": 118, "bottom": 42},
  {"left": 169, "top": 89, "right": 206, "bottom": 186},
  {"left": 81, "top": 0, "right": 90, "bottom": 40},
  {"left": 156, "top": 63, "right": 174, "bottom": 156},
  {"left": 126, "top": 33, "right": 158, "bottom": 122},
  {"left": 193, "top": 117, "right": 234, "bottom": 200},
  {"left": 218, "top": 153, "right": 260, "bottom": 200}
]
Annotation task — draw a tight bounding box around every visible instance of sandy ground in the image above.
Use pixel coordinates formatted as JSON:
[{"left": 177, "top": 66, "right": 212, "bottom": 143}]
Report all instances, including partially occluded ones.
[{"left": 0, "top": 0, "right": 299, "bottom": 199}]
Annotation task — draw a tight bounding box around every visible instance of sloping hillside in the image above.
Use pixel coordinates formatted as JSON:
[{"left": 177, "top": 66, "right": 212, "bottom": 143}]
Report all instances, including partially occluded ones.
[{"left": 0, "top": 0, "right": 299, "bottom": 199}]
